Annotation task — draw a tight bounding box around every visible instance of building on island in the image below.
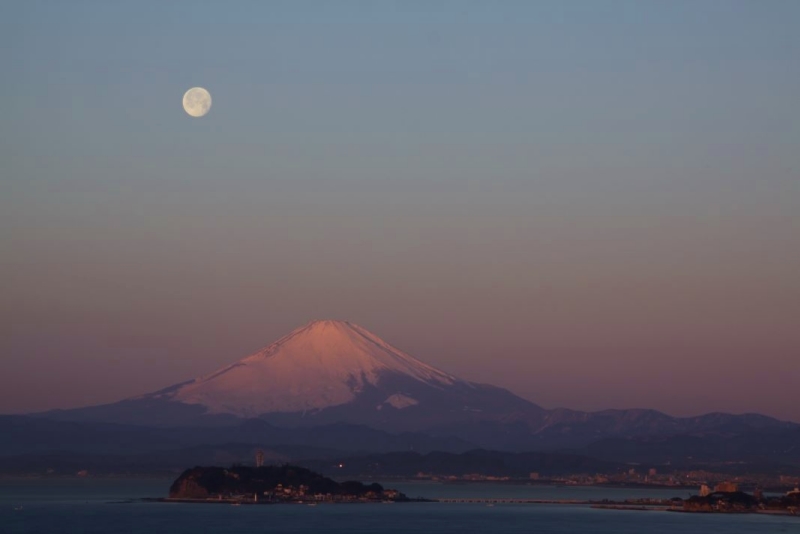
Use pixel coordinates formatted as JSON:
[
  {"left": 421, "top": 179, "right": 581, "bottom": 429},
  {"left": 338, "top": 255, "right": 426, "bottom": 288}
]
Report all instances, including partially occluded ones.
[{"left": 714, "top": 482, "right": 738, "bottom": 493}]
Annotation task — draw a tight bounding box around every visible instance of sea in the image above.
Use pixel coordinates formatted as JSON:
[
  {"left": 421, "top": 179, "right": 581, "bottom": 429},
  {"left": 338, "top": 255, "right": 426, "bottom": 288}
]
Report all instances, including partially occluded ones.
[{"left": 1, "top": 478, "right": 797, "bottom": 533}]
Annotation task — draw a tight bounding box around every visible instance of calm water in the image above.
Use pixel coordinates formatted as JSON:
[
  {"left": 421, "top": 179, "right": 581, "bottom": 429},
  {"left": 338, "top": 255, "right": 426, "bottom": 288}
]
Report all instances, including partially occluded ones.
[{"left": 1, "top": 478, "right": 797, "bottom": 533}]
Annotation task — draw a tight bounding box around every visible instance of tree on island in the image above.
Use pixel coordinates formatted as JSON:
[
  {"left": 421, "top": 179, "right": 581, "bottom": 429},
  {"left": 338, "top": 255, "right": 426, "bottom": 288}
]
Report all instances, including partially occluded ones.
[{"left": 169, "top": 464, "right": 397, "bottom": 502}]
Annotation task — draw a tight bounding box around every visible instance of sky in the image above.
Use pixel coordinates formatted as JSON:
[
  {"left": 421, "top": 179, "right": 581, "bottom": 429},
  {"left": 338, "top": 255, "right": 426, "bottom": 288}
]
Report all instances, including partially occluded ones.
[{"left": 1, "top": 1, "right": 799, "bottom": 421}]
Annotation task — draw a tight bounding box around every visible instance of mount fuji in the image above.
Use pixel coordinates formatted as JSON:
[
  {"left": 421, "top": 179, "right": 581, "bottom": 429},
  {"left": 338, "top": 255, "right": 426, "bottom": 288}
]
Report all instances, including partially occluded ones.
[
  {"left": 38, "top": 320, "right": 796, "bottom": 451},
  {"left": 164, "top": 319, "right": 483, "bottom": 417},
  {"left": 44, "top": 320, "right": 539, "bottom": 432}
]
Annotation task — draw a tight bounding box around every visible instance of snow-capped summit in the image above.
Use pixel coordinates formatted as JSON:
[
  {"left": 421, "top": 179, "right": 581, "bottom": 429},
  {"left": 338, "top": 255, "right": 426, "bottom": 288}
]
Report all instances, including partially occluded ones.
[
  {"left": 50, "top": 319, "right": 540, "bottom": 431},
  {"left": 148, "top": 320, "right": 465, "bottom": 418}
]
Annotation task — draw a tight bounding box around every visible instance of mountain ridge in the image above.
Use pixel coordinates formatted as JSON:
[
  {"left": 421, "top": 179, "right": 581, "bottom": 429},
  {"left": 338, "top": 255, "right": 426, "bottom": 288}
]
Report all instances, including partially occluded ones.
[{"left": 31, "top": 319, "right": 796, "bottom": 451}]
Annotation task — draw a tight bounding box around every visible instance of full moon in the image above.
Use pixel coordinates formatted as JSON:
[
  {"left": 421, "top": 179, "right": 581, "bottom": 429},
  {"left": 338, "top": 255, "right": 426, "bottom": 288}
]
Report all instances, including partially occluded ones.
[{"left": 182, "top": 87, "right": 212, "bottom": 117}]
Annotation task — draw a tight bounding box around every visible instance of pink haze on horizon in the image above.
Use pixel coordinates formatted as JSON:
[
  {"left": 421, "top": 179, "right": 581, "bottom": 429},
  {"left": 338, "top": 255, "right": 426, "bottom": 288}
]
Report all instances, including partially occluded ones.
[{"left": 2, "top": 2, "right": 799, "bottom": 423}]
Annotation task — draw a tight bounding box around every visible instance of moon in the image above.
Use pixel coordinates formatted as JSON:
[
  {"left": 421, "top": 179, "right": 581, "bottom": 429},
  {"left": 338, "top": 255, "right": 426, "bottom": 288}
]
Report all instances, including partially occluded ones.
[{"left": 182, "top": 87, "right": 212, "bottom": 117}]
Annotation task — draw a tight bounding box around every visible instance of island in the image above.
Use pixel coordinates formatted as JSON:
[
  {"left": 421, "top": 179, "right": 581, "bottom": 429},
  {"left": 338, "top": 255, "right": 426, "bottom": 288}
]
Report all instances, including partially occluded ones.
[
  {"left": 680, "top": 488, "right": 799, "bottom": 515},
  {"left": 168, "top": 464, "right": 411, "bottom": 504}
]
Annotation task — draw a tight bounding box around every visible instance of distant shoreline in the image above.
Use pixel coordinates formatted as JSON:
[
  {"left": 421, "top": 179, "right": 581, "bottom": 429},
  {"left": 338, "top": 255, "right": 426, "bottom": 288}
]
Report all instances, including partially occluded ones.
[
  {"left": 373, "top": 478, "right": 796, "bottom": 494},
  {"left": 2, "top": 475, "right": 796, "bottom": 495}
]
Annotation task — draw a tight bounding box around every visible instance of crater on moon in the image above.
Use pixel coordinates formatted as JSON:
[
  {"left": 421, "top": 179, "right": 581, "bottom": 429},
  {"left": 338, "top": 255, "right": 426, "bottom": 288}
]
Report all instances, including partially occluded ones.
[{"left": 183, "top": 87, "right": 212, "bottom": 117}]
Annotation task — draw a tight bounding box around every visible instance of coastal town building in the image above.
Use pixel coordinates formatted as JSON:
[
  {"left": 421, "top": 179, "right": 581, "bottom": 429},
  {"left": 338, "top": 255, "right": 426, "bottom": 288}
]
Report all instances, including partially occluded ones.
[{"left": 714, "top": 482, "right": 738, "bottom": 493}]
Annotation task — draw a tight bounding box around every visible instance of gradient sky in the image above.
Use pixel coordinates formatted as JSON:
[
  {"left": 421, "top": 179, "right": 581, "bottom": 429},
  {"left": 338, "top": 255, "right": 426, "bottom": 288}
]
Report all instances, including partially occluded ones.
[{"left": 2, "top": 1, "right": 799, "bottom": 421}]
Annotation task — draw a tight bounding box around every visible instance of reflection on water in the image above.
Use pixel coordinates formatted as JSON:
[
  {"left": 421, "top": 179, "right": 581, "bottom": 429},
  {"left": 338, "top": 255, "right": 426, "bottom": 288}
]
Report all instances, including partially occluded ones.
[{"left": 375, "top": 480, "right": 697, "bottom": 501}]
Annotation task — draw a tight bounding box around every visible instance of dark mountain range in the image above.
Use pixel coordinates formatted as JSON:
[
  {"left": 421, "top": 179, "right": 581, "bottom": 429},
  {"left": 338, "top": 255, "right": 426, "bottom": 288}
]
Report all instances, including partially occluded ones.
[
  {"left": 0, "top": 416, "right": 473, "bottom": 458},
  {"left": 580, "top": 426, "right": 800, "bottom": 469},
  {"left": 426, "top": 409, "right": 799, "bottom": 451}
]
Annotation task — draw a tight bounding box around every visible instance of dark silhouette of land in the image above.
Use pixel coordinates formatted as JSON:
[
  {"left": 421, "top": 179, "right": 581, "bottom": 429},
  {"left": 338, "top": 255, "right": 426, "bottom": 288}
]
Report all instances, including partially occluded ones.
[{"left": 168, "top": 464, "right": 408, "bottom": 503}]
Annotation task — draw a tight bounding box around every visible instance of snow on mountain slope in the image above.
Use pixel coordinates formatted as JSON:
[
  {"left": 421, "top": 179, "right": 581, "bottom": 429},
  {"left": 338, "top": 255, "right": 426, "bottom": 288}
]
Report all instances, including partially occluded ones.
[{"left": 147, "top": 320, "right": 465, "bottom": 417}]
